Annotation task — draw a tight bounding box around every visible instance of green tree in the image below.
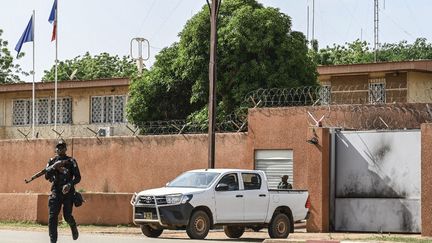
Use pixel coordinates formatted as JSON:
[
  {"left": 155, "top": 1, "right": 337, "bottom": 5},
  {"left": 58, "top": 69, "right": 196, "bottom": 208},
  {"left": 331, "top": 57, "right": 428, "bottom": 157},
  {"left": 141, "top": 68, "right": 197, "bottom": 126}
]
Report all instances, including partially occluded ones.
[
  {"left": 378, "top": 38, "right": 432, "bottom": 61},
  {"left": 315, "top": 38, "right": 432, "bottom": 65},
  {"left": 127, "top": 0, "right": 317, "bottom": 127},
  {"left": 127, "top": 44, "right": 200, "bottom": 122},
  {"left": 42, "top": 52, "right": 137, "bottom": 82},
  {"left": 0, "top": 29, "right": 27, "bottom": 83},
  {"left": 314, "top": 40, "right": 374, "bottom": 65}
]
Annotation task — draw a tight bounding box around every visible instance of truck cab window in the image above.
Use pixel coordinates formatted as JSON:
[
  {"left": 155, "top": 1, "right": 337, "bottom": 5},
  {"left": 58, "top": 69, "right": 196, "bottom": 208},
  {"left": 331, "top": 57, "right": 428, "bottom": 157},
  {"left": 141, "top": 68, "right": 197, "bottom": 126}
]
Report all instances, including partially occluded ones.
[
  {"left": 242, "top": 173, "right": 261, "bottom": 190},
  {"left": 218, "top": 173, "right": 239, "bottom": 191}
]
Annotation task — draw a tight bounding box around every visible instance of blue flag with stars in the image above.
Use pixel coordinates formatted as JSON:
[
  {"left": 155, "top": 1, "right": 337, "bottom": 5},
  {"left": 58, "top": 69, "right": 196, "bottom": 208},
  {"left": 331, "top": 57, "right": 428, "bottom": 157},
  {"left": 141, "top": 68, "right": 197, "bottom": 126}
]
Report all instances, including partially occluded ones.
[{"left": 15, "top": 15, "right": 34, "bottom": 57}]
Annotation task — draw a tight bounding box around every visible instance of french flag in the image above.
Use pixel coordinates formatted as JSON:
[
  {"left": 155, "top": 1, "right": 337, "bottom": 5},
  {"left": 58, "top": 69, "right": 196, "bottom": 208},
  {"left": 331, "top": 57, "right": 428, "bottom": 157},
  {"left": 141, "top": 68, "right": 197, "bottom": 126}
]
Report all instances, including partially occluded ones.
[{"left": 48, "top": 0, "right": 57, "bottom": 41}]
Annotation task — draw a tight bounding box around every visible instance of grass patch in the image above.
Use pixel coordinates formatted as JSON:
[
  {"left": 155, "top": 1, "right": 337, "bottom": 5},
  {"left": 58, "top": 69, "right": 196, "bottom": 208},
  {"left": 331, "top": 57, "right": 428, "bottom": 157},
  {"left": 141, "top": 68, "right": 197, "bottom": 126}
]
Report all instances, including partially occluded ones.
[
  {"left": 0, "top": 221, "right": 43, "bottom": 228},
  {"left": 0, "top": 221, "right": 134, "bottom": 229}
]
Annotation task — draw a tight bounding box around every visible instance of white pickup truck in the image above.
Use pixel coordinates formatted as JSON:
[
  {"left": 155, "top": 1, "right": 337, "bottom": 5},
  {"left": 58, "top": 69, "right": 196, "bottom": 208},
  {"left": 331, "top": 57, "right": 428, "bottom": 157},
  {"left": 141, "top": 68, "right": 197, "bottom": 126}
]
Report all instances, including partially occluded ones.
[{"left": 131, "top": 169, "right": 310, "bottom": 239}]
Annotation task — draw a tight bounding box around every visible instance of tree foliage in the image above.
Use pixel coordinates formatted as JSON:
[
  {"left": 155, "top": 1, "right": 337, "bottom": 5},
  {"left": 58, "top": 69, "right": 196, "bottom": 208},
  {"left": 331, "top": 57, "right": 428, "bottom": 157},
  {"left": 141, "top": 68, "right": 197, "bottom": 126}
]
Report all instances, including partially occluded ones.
[
  {"left": 42, "top": 52, "right": 137, "bottom": 82},
  {"left": 127, "top": 44, "right": 200, "bottom": 122},
  {"left": 127, "top": 0, "right": 317, "bottom": 126},
  {"left": 0, "top": 29, "right": 27, "bottom": 83},
  {"left": 314, "top": 38, "right": 432, "bottom": 65}
]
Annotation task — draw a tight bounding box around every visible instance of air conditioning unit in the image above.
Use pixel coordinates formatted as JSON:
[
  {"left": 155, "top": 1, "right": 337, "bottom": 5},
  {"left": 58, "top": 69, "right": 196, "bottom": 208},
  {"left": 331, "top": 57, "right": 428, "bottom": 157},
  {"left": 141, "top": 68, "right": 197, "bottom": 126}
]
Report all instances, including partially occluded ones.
[{"left": 97, "top": 127, "right": 113, "bottom": 137}]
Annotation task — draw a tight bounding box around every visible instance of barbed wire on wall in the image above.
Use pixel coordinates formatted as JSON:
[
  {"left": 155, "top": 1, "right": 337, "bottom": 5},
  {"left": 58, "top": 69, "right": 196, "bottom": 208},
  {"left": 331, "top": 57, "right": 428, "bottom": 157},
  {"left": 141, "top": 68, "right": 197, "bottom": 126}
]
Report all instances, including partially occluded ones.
[
  {"left": 6, "top": 84, "right": 432, "bottom": 139},
  {"left": 302, "top": 103, "right": 432, "bottom": 131}
]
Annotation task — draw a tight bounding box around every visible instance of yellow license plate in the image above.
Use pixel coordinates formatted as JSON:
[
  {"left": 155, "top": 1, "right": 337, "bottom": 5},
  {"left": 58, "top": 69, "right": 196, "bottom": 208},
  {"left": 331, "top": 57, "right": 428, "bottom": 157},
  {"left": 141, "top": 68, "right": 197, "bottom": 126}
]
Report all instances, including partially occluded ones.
[{"left": 144, "top": 212, "right": 153, "bottom": 219}]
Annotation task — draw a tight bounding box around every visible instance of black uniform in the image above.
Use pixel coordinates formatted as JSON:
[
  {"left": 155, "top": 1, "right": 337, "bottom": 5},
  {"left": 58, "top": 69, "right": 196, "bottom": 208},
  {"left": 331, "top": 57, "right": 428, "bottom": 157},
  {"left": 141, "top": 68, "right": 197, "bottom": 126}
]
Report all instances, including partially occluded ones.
[{"left": 45, "top": 155, "right": 81, "bottom": 243}]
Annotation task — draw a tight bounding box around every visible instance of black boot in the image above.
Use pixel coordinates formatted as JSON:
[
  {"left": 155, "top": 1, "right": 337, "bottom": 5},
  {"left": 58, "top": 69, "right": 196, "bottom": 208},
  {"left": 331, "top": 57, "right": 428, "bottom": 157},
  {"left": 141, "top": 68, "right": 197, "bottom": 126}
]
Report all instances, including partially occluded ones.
[{"left": 70, "top": 224, "right": 79, "bottom": 240}]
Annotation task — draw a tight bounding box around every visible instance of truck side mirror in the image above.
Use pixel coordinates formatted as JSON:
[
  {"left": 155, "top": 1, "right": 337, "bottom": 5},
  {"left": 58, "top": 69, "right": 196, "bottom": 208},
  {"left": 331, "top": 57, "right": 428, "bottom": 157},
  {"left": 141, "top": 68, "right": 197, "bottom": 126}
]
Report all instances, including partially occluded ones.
[
  {"left": 165, "top": 182, "right": 170, "bottom": 187},
  {"left": 215, "top": 183, "right": 229, "bottom": 191}
]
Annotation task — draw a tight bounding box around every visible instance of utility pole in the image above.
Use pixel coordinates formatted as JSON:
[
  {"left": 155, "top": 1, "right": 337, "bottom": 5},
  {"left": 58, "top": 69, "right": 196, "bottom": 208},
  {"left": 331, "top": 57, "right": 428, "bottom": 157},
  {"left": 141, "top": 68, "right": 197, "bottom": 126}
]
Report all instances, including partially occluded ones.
[
  {"left": 374, "top": 0, "right": 379, "bottom": 62},
  {"left": 207, "top": 0, "right": 220, "bottom": 169}
]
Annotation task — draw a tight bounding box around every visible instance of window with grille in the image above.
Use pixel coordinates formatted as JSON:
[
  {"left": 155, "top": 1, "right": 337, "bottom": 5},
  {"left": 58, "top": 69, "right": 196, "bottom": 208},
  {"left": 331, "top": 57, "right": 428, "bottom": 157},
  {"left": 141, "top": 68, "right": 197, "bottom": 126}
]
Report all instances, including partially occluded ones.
[
  {"left": 369, "top": 82, "right": 386, "bottom": 104},
  {"left": 13, "top": 98, "right": 72, "bottom": 126},
  {"left": 319, "top": 85, "right": 331, "bottom": 105},
  {"left": 91, "top": 95, "right": 126, "bottom": 123}
]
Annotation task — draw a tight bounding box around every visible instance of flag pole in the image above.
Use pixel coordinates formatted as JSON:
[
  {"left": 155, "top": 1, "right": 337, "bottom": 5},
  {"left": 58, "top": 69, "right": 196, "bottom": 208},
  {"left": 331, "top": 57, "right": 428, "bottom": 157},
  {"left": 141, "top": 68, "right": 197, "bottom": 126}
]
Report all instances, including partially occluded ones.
[
  {"left": 54, "top": 0, "right": 58, "bottom": 130},
  {"left": 32, "top": 10, "right": 36, "bottom": 139}
]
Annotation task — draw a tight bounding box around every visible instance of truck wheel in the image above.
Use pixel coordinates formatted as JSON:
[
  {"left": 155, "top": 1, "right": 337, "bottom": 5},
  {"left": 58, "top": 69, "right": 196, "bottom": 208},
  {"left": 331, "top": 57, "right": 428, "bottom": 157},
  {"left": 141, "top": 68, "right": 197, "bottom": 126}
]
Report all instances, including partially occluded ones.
[
  {"left": 224, "top": 226, "right": 245, "bottom": 238},
  {"left": 140, "top": 224, "right": 163, "bottom": 238},
  {"left": 186, "top": 210, "right": 210, "bottom": 239},
  {"left": 268, "top": 213, "right": 290, "bottom": 238}
]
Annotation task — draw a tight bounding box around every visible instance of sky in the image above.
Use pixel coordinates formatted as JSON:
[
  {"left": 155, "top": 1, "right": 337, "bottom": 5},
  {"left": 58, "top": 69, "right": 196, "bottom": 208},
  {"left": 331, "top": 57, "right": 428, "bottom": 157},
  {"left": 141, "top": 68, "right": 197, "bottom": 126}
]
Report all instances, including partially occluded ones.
[{"left": 1, "top": 0, "right": 432, "bottom": 82}]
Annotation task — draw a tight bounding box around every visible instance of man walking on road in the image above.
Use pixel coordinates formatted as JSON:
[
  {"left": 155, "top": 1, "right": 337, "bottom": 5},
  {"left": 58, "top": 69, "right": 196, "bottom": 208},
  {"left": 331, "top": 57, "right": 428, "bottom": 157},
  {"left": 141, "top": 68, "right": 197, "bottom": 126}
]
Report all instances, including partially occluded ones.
[{"left": 45, "top": 139, "right": 81, "bottom": 243}]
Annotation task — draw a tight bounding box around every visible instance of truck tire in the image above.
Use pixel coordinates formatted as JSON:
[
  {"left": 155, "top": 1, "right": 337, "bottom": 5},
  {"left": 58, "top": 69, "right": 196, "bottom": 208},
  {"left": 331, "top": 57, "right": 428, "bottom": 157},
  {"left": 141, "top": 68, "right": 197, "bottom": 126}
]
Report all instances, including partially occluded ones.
[
  {"left": 224, "top": 226, "right": 245, "bottom": 238},
  {"left": 186, "top": 210, "right": 210, "bottom": 239},
  {"left": 140, "top": 224, "right": 163, "bottom": 238},
  {"left": 268, "top": 213, "right": 291, "bottom": 238}
]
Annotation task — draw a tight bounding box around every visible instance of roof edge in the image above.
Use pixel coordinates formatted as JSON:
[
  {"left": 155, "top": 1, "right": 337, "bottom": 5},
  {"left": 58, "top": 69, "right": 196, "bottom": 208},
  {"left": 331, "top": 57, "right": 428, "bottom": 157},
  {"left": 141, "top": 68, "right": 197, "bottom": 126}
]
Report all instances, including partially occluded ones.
[
  {"left": 0, "top": 78, "right": 130, "bottom": 93},
  {"left": 317, "top": 60, "right": 432, "bottom": 76}
]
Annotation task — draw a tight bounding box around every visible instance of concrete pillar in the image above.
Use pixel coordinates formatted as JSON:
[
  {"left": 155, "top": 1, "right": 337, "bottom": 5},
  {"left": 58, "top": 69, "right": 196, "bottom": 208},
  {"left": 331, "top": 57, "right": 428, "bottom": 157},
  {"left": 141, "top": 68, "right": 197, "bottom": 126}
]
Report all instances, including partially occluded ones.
[
  {"left": 306, "top": 127, "right": 330, "bottom": 232},
  {"left": 421, "top": 123, "right": 432, "bottom": 236}
]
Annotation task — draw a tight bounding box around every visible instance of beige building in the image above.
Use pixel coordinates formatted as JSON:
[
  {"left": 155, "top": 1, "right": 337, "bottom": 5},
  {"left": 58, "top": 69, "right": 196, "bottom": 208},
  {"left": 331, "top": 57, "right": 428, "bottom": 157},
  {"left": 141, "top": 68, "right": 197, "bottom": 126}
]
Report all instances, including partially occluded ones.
[
  {"left": 3, "top": 60, "right": 432, "bottom": 140},
  {"left": 0, "top": 78, "right": 131, "bottom": 139},
  {"left": 317, "top": 60, "right": 432, "bottom": 104}
]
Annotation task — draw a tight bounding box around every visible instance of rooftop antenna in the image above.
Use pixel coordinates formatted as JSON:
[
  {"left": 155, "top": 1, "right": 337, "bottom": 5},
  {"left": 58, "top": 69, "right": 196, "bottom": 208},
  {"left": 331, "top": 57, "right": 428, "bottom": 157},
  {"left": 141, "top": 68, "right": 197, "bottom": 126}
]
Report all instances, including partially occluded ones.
[
  {"left": 374, "top": 0, "right": 379, "bottom": 62},
  {"left": 312, "top": 0, "right": 315, "bottom": 42},
  {"left": 130, "top": 37, "right": 150, "bottom": 74},
  {"left": 307, "top": 5, "right": 310, "bottom": 42}
]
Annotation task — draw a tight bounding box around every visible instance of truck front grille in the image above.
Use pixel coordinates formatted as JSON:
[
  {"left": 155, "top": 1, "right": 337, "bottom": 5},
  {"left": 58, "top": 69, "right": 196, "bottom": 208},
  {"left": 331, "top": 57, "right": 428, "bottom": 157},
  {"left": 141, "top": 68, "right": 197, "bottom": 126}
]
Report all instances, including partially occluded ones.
[{"left": 138, "top": 195, "right": 167, "bottom": 205}]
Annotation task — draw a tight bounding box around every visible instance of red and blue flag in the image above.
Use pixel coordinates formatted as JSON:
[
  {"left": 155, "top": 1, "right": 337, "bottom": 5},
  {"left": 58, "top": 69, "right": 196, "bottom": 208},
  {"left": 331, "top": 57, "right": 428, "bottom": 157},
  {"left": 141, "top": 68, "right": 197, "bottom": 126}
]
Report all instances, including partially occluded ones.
[{"left": 48, "top": 0, "right": 57, "bottom": 41}]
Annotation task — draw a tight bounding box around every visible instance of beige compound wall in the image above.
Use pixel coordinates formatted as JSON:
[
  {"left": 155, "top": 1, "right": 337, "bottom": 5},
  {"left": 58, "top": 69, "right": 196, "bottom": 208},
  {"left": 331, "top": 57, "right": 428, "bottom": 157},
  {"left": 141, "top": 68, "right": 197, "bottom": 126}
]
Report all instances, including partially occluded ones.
[
  {"left": 0, "top": 107, "right": 329, "bottom": 229},
  {"left": 0, "top": 193, "right": 133, "bottom": 225},
  {"left": 1, "top": 106, "right": 430, "bottom": 232},
  {"left": 0, "top": 133, "right": 250, "bottom": 194}
]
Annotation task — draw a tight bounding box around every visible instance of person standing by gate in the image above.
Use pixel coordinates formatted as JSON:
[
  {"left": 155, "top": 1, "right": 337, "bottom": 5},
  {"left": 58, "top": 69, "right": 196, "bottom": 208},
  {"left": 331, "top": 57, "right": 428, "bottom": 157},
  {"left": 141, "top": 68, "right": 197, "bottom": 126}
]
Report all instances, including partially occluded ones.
[{"left": 45, "top": 139, "right": 81, "bottom": 243}]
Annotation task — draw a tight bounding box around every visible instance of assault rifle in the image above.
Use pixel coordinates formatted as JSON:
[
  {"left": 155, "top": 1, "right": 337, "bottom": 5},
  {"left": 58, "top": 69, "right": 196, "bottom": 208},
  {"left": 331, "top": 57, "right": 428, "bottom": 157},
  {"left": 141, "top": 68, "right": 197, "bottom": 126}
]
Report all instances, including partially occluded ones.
[{"left": 24, "top": 160, "right": 69, "bottom": 184}]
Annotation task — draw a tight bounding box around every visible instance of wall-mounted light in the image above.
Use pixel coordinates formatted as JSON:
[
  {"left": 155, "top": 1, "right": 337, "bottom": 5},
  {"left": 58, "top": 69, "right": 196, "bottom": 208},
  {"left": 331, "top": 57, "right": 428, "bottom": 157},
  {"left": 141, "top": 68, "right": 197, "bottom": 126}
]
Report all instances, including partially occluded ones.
[
  {"left": 306, "top": 137, "right": 319, "bottom": 145},
  {"left": 306, "top": 127, "right": 319, "bottom": 145}
]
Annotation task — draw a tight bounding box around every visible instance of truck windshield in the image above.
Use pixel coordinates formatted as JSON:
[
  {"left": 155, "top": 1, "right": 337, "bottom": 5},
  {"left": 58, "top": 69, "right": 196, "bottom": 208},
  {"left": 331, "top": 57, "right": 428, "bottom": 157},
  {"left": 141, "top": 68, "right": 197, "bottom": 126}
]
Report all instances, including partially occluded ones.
[{"left": 167, "top": 172, "right": 220, "bottom": 188}]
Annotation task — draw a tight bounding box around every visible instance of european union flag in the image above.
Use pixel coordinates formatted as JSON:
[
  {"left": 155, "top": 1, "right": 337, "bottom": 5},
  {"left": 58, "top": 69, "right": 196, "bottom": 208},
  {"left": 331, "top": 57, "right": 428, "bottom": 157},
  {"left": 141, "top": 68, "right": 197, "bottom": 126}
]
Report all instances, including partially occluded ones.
[{"left": 15, "top": 15, "right": 34, "bottom": 57}]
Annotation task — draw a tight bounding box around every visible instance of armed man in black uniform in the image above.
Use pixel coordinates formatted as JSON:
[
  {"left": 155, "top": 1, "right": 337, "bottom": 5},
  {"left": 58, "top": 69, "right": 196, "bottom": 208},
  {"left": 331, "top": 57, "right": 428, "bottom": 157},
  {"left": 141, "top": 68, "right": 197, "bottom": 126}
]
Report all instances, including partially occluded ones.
[{"left": 45, "top": 139, "right": 81, "bottom": 243}]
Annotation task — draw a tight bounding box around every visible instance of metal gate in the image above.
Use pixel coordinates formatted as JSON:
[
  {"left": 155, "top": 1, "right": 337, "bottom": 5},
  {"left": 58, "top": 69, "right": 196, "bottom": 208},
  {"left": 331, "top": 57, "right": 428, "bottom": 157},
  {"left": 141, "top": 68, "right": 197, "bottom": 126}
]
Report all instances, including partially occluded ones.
[
  {"left": 330, "top": 130, "right": 421, "bottom": 233},
  {"left": 255, "top": 150, "right": 293, "bottom": 189}
]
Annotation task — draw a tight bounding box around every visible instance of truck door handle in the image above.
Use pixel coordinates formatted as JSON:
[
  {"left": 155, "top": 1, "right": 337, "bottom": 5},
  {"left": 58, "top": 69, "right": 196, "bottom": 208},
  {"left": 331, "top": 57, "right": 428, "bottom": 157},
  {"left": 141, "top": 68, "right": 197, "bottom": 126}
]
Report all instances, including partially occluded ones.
[
  {"left": 259, "top": 194, "right": 266, "bottom": 197},
  {"left": 236, "top": 195, "right": 243, "bottom": 198}
]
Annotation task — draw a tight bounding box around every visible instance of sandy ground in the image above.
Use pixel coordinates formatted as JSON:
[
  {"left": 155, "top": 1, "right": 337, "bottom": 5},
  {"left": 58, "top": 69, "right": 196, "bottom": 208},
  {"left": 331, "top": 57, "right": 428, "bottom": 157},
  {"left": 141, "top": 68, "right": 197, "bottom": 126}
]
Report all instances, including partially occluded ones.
[{"left": 0, "top": 224, "right": 430, "bottom": 242}]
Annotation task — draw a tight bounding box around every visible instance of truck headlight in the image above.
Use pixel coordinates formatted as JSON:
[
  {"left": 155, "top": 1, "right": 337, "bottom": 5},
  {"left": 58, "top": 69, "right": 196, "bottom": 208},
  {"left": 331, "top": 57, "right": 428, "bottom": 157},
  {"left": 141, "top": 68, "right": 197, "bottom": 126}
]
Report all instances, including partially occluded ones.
[
  {"left": 166, "top": 194, "right": 183, "bottom": 204},
  {"left": 181, "top": 194, "right": 193, "bottom": 204},
  {"left": 165, "top": 194, "right": 193, "bottom": 204}
]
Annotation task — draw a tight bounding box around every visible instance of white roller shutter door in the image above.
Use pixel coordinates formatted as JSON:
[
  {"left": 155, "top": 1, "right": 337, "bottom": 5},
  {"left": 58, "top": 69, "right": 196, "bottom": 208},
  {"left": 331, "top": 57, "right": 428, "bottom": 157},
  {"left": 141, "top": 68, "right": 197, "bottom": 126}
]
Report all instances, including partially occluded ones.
[{"left": 255, "top": 150, "right": 293, "bottom": 189}]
